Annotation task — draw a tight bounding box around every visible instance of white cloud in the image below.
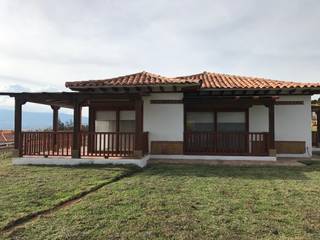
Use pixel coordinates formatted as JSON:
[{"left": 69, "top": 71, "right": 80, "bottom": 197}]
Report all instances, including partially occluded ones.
[{"left": 0, "top": 0, "right": 319, "bottom": 111}]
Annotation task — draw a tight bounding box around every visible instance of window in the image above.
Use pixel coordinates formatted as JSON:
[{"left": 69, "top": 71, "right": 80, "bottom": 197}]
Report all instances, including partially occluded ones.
[
  {"left": 95, "top": 110, "right": 136, "bottom": 133},
  {"left": 186, "top": 112, "right": 214, "bottom": 132},
  {"left": 217, "top": 112, "right": 246, "bottom": 132},
  {"left": 95, "top": 111, "right": 116, "bottom": 132},
  {"left": 119, "top": 111, "right": 135, "bottom": 132}
]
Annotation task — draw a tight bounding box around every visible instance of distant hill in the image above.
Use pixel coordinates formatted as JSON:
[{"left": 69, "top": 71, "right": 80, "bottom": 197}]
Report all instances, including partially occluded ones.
[{"left": 0, "top": 109, "right": 88, "bottom": 130}]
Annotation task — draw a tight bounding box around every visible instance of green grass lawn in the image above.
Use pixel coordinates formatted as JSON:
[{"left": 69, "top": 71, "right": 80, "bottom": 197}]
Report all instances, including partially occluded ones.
[
  {"left": 0, "top": 153, "right": 134, "bottom": 231},
  {"left": 3, "top": 160, "right": 320, "bottom": 240}
]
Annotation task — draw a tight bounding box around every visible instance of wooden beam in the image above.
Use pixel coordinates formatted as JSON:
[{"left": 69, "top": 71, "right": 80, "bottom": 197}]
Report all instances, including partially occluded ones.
[
  {"left": 172, "top": 86, "right": 177, "bottom": 92},
  {"left": 135, "top": 87, "right": 141, "bottom": 92},
  {"left": 123, "top": 87, "right": 130, "bottom": 93},
  {"left": 112, "top": 87, "right": 118, "bottom": 92},
  {"left": 275, "top": 101, "right": 304, "bottom": 105},
  {"left": 150, "top": 100, "right": 183, "bottom": 104}
]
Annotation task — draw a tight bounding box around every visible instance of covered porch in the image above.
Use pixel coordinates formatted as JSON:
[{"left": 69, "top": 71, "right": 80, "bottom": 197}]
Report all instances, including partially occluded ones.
[{"left": 3, "top": 92, "right": 149, "bottom": 159}]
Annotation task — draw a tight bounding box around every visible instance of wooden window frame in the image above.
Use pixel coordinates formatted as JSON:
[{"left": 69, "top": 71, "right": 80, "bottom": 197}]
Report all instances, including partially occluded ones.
[
  {"left": 184, "top": 108, "right": 249, "bottom": 133},
  {"left": 90, "top": 103, "right": 136, "bottom": 134}
]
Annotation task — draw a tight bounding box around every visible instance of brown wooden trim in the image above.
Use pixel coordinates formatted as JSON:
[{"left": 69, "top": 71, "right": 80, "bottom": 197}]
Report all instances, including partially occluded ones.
[
  {"left": 185, "top": 103, "right": 250, "bottom": 111},
  {"left": 275, "top": 141, "right": 305, "bottom": 154},
  {"left": 72, "top": 101, "right": 81, "bottom": 158},
  {"left": 51, "top": 106, "right": 60, "bottom": 132},
  {"left": 51, "top": 106, "right": 60, "bottom": 146},
  {"left": 268, "top": 103, "right": 275, "bottom": 149},
  {"left": 151, "top": 141, "right": 183, "bottom": 154},
  {"left": 184, "top": 109, "right": 250, "bottom": 154},
  {"left": 275, "top": 101, "right": 304, "bottom": 105},
  {"left": 14, "top": 97, "right": 25, "bottom": 151},
  {"left": 89, "top": 101, "right": 135, "bottom": 110},
  {"left": 87, "top": 107, "right": 95, "bottom": 153},
  {"left": 150, "top": 100, "right": 183, "bottom": 104},
  {"left": 245, "top": 109, "right": 249, "bottom": 132},
  {"left": 134, "top": 98, "right": 143, "bottom": 152},
  {"left": 183, "top": 132, "right": 269, "bottom": 155}
]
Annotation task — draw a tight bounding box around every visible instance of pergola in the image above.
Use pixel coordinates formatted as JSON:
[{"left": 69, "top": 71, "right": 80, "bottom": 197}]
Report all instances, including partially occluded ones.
[{"left": 0, "top": 92, "right": 145, "bottom": 158}]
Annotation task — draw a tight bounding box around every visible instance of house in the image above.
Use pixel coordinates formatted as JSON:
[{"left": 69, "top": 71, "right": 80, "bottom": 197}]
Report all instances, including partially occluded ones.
[{"left": 1, "top": 71, "right": 320, "bottom": 167}]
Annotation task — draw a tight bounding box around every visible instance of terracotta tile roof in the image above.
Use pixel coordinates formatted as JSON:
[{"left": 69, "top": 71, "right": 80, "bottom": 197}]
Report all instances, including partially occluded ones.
[
  {"left": 65, "top": 71, "right": 199, "bottom": 90},
  {"left": 176, "top": 71, "right": 320, "bottom": 89},
  {"left": 65, "top": 71, "right": 320, "bottom": 90}
]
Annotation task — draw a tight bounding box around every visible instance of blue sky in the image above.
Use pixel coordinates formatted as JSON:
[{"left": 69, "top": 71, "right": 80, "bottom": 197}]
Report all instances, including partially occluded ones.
[{"left": 0, "top": 0, "right": 319, "bottom": 113}]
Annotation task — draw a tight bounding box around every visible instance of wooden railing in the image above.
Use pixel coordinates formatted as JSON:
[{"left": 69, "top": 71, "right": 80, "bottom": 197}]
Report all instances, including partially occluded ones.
[
  {"left": 20, "top": 131, "right": 149, "bottom": 158},
  {"left": 184, "top": 132, "right": 269, "bottom": 155},
  {"left": 312, "top": 131, "right": 318, "bottom": 147},
  {"left": 80, "top": 132, "right": 136, "bottom": 157},
  {"left": 20, "top": 131, "right": 73, "bottom": 156}
]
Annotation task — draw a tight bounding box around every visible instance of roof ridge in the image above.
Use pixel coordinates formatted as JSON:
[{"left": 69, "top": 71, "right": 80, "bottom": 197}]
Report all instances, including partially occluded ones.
[
  {"left": 65, "top": 71, "right": 320, "bottom": 90},
  {"left": 181, "top": 71, "right": 319, "bottom": 85}
]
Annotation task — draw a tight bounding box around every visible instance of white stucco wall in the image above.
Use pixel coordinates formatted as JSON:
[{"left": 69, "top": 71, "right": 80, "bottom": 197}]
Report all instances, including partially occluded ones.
[
  {"left": 249, "top": 95, "right": 312, "bottom": 157},
  {"left": 249, "top": 105, "right": 269, "bottom": 132},
  {"left": 275, "top": 95, "right": 312, "bottom": 156},
  {"left": 143, "top": 93, "right": 184, "bottom": 142}
]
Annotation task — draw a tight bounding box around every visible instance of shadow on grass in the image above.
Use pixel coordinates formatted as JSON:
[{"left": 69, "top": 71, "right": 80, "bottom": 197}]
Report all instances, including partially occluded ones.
[{"left": 143, "top": 163, "right": 320, "bottom": 180}]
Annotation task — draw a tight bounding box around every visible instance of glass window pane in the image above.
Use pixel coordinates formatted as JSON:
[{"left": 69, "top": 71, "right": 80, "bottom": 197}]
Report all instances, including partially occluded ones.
[
  {"left": 186, "top": 112, "right": 214, "bottom": 132},
  {"left": 120, "top": 111, "right": 135, "bottom": 132},
  {"left": 95, "top": 111, "right": 116, "bottom": 132},
  {"left": 96, "top": 111, "right": 116, "bottom": 120},
  {"left": 95, "top": 120, "right": 116, "bottom": 132},
  {"left": 217, "top": 112, "right": 246, "bottom": 132},
  {"left": 120, "top": 111, "right": 135, "bottom": 120}
]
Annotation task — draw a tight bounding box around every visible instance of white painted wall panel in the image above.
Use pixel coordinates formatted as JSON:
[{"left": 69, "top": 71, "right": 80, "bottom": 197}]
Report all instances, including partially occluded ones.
[
  {"left": 143, "top": 93, "right": 184, "bottom": 141},
  {"left": 249, "top": 106, "right": 269, "bottom": 132},
  {"left": 249, "top": 96, "right": 312, "bottom": 156},
  {"left": 275, "top": 95, "right": 312, "bottom": 156}
]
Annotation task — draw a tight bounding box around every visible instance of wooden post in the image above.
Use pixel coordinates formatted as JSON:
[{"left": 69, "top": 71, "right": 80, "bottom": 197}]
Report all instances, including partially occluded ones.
[
  {"left": 51, "top": 106, "right": 60, "bottom": 146},
  {"left": 268, "top": 102, "right": 276, "bottom": 156},
  {"left": 72, "top": 100, "right": 82, "bottom": 158},
  {"left": 134, "top": 98, "right": 143, "bottom": 157},
  {"left": 14, "top": 98, "right": 25, "bottom": 156},
  {"left": 317, "top": 111, "right": 320, "bottom": 147},
  {"left": 88, "top": 107, "right": 95, "bottom": 153},
  {"left": 51, "top": 106, "right": 60, "bottom": 132}
]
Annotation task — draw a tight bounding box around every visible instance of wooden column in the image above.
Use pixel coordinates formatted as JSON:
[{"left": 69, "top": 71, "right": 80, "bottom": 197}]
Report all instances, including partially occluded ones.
[
  {"left": 51, "top": 106, "right": 60, "bottom": 147},
  {"left": 14, "top": 98, "right": 24, "bottom": 153},
  {"left": 72, "top": 100, "right": 82, "bottom": 158},
  {"left": 317, "top": 111, "right": 320, "bottom": 147},
  {"left": 268, "top": 102, "right": 276, "bottom": 156},
  {"left": 51, "top": 106, "right": 60, "bottom": 133},
  {"left": 134, "top": 98, "right": 143, "bottom": 157},
  {"left": 88, "top": 107, "right": 95, "bottom": 153}
]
